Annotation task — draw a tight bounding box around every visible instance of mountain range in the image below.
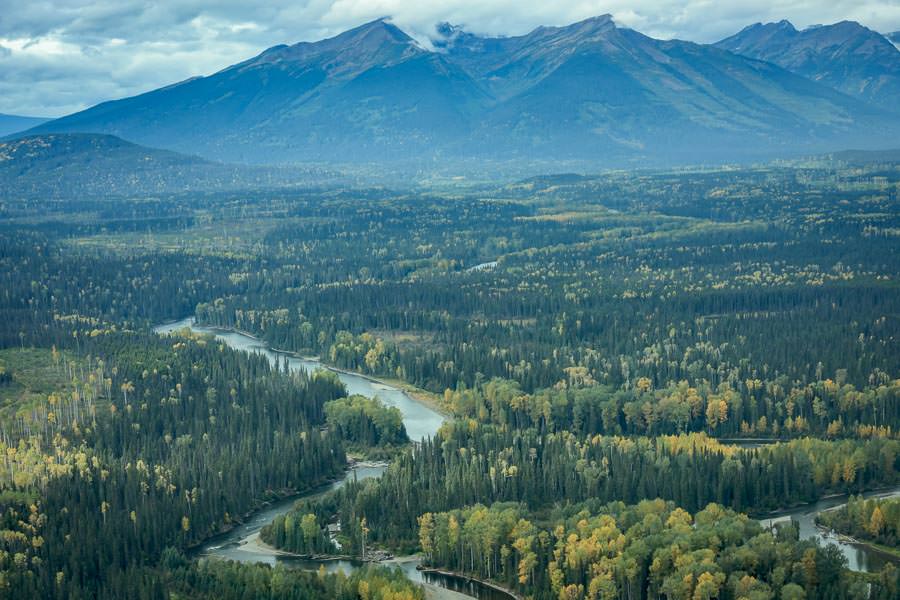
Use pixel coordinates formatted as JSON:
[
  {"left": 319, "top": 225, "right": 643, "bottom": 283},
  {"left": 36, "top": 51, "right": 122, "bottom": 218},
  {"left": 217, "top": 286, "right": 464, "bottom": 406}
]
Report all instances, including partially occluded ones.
[{"left": 14, "top": 16, "right": 900, "bottom": 166}]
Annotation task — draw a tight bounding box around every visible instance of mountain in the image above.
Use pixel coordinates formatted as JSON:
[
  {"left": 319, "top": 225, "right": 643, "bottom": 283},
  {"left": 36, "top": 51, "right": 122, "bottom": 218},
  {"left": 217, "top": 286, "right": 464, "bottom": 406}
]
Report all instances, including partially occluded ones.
[
  {"left": 0, "top": 113, "right": 49, "bottom": 137},
  {"left": 19, "top": 20, "right": 488, "bottom": 164},
  {"left": 716, "top": 21, "right": 900, "bottom": 110},
  {"left": 0, "top": 133, "right": 329, "bottom": 198},
  {"left": 19, "top": 16, "right": 900, "bottom": 165},
  {"left": 437, "top": 15, "right": 897, "bottom": 161}
]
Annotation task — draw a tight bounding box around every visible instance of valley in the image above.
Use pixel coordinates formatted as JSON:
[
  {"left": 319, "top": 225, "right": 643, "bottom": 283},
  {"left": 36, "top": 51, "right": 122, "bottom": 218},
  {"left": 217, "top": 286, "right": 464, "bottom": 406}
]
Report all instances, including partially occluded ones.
[
  {"left": 160, "top": 319, "right": 900, "bottom": 576},
  {"left": 1, "top": 153, "right": 899, "bottom": 599},
  {"left": 2, "top": 9, "right": 900, "bottom": 600}
]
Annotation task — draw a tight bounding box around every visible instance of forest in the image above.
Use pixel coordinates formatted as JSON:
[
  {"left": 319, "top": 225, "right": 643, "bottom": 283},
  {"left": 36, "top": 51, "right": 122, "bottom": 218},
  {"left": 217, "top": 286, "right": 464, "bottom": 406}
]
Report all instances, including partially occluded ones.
[
  {"left": 0, "top": 157, "right": 898, "bottom": 598},
  {"left": 262, "top": 424, "right": 897, "bottom": 555},
  {"left": 416, "top": 500, "right": 898, "bottom": 600}
]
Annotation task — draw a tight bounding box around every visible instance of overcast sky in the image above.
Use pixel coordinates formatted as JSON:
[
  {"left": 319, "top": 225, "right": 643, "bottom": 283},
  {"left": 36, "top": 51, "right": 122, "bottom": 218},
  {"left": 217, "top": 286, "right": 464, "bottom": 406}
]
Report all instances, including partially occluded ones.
[{"left": 2, "top": 0, "right": 899, "bottom": 117}]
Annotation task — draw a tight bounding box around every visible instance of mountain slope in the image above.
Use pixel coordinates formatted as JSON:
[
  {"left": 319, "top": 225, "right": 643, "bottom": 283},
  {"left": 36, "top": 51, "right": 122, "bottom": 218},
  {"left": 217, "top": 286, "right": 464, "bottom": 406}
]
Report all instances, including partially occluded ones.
[
  {"left": 0, "top": 134, "right": 321, "bottom": 198},
  {"left": 20, "top": 17, "right": 900, "bottom": 165},
  {"left": 0, "top": 113, "right": 50, "bottom": 137},
  {"left": 716, "top": 21, "right": 900, "bottom": 110}
]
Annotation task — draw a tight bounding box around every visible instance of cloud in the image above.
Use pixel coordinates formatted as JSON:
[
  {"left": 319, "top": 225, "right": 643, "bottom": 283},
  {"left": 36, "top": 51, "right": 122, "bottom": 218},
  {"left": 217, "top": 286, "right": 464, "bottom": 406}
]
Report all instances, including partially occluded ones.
[{"left": 1, "top": 0, "right": 899, "bottom": 117}]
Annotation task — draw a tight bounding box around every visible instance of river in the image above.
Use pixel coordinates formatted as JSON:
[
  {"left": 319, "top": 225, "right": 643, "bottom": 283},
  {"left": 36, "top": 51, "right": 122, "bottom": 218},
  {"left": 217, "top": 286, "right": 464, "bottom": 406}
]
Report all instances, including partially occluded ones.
[
  {"left": 154, "top": 317, "right": 897, "bottom": 589},
  {"left": 758, "top": 487, "right": 900, "bottom": 572},
  {"left": 153, "top": 317, "right": 442, "bottom": 442},
  {"left": 154, "top": 318, "right": 511, "bottom": 600}
]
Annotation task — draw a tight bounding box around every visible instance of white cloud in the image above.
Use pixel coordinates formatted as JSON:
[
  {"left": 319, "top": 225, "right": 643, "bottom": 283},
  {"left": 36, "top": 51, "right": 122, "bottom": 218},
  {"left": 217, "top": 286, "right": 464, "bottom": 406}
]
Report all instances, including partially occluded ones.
[{"left": 0, "top": 0, "right": 898, "bottom": 116}]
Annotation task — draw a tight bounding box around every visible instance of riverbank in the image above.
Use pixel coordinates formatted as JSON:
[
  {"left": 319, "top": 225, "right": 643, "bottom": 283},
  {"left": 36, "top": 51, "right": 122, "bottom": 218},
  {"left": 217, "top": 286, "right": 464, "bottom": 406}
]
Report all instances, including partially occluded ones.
[
  {"left": 184, "top": 476, "right": 345, "bottom": 554},
  {"left": 813, "top": 524, "right": 900, "bottom": 563},
  {"left": 370, "top": 374, "right": 451, "bottom": 418},
  {"left": 238, "top": 532, "right": 303, "bottom": 557},
  {"left": 416, "top": 567, "right": 523, "bottom": 600},
  {"left": 156, "top": 318, "right": 508, "bottom": 599},
  {"left": 756, "top": 484, "right": 900, "bottom": 519},
  {"left": 163, "top": 318, "right": 454, "bottom": 419}
]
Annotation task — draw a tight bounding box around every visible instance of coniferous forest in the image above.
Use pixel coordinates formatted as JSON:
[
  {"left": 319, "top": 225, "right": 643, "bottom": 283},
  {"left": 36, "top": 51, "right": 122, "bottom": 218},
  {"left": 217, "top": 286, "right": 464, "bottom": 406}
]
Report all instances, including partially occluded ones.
[{"left": 1, "top": 158, "right": 899, "bottom": 599}]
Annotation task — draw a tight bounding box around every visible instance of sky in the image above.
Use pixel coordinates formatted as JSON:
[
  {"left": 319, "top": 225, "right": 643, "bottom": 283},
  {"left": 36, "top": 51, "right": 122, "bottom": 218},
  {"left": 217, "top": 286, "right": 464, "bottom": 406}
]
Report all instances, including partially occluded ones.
[{"left": 1, "top": 0, "right": 899, "bottom": 117}]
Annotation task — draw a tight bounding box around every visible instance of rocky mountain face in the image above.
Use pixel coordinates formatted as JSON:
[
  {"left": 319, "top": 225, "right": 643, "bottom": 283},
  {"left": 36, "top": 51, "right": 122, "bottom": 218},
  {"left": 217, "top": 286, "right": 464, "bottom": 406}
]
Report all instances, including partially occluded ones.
[
  {"left": 17, "top": 17, "right": 900, "bottom": 165},
  {"left": 717, "top": 20, "right": 900, "bottom": 111}
]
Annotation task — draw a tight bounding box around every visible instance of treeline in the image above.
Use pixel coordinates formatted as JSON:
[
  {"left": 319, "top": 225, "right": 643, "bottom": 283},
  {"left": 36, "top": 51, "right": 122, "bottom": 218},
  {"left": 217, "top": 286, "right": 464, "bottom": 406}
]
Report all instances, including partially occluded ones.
[
  {"left": 198, "top": 282, "right": 900, "bottom": 401},
  {"left": 817, "top": 496, "right": 900, "bottom": 551},
  {"left": 440, "top": 376, "right": 899, "bottom": 440},
  {"left": 419, "top": 499, "right": 900, "bottom": 600},
  {"left": 165, "top": 556, "right": 423, "bottom": 600},
  {"left": 2, "top": 156, "right": 899, "bottom": 598},
  {"left": 269, "top": 424, "right": 899, "bottom": 554},
  {"left": 0, "top": 229, "right": 247, "bottom": 340},
  {"left": 184, "top": 168, "right": 900, "bottom": 404}
]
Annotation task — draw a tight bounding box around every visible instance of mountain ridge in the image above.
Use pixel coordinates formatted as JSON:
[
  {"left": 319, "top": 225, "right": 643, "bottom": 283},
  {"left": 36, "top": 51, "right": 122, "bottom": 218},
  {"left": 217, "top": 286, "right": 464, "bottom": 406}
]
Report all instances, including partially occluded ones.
[{"left": 716, "top": 20, "right": 900, "bottom": 110}]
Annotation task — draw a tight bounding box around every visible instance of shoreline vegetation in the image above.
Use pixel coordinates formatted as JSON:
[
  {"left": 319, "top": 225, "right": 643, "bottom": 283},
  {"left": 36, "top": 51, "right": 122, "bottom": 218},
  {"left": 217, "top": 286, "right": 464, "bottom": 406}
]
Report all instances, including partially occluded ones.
[
  {"left": 755, "top": 486, "right": 900, "bottom": 519},
  {"left": 814, "top": 524, "right": 900, "bottom": 563},
  {"left": 813, "top": 494, "right": 900, "bottom": 565},
  {"left": 186, "top": 459, "right": 388, "bottom": 556}
]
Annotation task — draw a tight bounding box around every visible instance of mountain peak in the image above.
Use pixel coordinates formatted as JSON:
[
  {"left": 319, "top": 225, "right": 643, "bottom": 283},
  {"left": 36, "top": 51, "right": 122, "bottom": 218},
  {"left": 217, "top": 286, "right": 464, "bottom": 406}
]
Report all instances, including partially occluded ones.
[
  {"left": 334, "top": 17, "right": 413, "bottom": 44},
  {"left": 249, "top": 17, "right": 423, "bottom": 74},
  {"left": 734, "top": 20, "right": 796, "bottom": 38},
  {"left": 574, "top": 14, "right": 616, "bottom": 27},
  {"left": 828, "top": 20, "right": 867, "bottom": 31},
  {"left": 777, "top": 19, "right": 797, "bottom": 31},
  {"left": 291, "top": 17, "right": 417, "bottom": 53},
  {"left": 538, "top": 14, "right": 617, "bottom": 37}
]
